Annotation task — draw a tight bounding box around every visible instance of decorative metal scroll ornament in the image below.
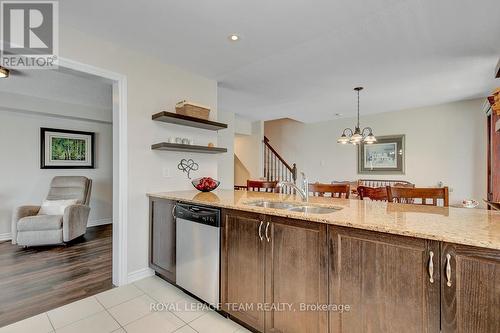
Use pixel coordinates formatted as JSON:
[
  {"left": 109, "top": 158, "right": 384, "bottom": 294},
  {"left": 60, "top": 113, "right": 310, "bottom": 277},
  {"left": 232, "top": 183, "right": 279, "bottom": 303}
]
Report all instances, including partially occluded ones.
[{"left": 178, "top": 159, "right": 199, "bottom": 179}]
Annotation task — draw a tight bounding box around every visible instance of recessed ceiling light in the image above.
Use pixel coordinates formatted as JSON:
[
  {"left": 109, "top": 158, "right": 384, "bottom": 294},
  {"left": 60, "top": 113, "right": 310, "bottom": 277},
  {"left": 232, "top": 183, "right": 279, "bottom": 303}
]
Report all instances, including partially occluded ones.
[
  {"left": 0, "top": 66, "right": 9, "bottom": 78},
  {"left": 335, "top": 113, "right": 342, "bottom": 117},
  {"left": 228, "top": 34, "right": 240, "bottom": 42}
]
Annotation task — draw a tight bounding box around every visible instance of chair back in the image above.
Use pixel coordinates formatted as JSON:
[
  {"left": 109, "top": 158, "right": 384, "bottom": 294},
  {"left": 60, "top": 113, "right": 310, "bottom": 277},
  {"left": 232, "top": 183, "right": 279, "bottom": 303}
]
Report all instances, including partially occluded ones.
[
  {"left": 309, "top": 183, "right": 350, "bottom": 199},
  {"left": 358, "top": 179, "right": 414, "bottom": 188},
  {"left": 357, "top": 186, "right": 388, "bottom": 201},
  {"left": 46, "top": 176, "right": 92, "bottom": 205},
  {"left": 387, "top": 186, "right": 449, "bottom": 207},
  {"left": 247, "top": 180, "right": 278, "bottom": 193}
]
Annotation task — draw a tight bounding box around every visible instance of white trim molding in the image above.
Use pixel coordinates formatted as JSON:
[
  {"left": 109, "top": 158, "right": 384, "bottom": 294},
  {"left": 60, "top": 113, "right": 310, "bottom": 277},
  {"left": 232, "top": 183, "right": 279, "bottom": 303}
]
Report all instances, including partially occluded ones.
[
  {"left": 58, "top": 57, "right": 128, "bottom": 287},
  {"left": 87, "top": 218, "right": 113, "bottom": 227},
  {"left": 0, "top": 233, "right": 12, "bottom": 242},
  {"left": 127, "top": 268, "right": 155, "bottom": 284}
]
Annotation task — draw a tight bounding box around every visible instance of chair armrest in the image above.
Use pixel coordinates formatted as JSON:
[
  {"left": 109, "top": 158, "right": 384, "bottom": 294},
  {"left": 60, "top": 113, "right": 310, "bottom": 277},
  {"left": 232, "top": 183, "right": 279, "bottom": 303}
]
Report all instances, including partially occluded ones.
[
  {"left": 11, "top": 205, "right": 41, "bottom": 244},
  {"left": 63, "top": 204, "right": 90, "bottom": 242}
]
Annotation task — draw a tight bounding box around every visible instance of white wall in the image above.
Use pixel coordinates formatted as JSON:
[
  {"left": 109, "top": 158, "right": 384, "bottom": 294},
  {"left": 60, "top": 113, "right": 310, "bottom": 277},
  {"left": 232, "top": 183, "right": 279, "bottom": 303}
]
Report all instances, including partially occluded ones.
[
  {"left": 59, "top": 26, "right": 232, "bottom": 276},
  {"left": 217, "top": 110, "right": 235, "bottom": 189},
  {"left": 234, "top": 121, "right": 264, "bottom": 185},
  {"left": 235, "top": 115, "right": 253, "bottom": 135},
  {"left": 0, "top": 110, "right": 113, "bottom": 238},
  {"left": 265, "top": 99, "right": 487, "bottom": 205}
]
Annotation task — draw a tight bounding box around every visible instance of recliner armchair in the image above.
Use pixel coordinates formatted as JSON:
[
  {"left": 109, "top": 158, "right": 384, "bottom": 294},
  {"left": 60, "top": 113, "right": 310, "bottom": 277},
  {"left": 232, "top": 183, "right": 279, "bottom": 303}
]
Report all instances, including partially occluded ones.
[{"left": 12, "top": 176, "right": 92, "bottom": 246}]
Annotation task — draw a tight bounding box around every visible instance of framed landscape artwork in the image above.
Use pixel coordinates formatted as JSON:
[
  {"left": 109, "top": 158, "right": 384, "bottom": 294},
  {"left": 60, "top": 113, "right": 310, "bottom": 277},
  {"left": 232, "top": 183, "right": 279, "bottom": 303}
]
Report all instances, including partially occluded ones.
[
  {"left": 40, "top": 128, "right": 95, "bottom": 169},
  {"left": 358, "top": 135, "right": 405, "bottom": 174}
]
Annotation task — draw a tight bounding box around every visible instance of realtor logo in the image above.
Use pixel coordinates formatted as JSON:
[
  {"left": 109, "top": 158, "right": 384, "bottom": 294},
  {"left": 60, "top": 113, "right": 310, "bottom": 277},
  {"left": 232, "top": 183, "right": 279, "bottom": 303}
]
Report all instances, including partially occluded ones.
[{"left": 1, "top": 1, "right": 58, "bottom": 69}]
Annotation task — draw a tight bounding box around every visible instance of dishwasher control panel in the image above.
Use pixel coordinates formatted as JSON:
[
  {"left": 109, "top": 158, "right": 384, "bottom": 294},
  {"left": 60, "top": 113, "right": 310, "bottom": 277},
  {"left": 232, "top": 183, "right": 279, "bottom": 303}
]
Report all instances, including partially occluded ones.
[{"left": 175, "top": 203, "right": 220, "bottom": 227}]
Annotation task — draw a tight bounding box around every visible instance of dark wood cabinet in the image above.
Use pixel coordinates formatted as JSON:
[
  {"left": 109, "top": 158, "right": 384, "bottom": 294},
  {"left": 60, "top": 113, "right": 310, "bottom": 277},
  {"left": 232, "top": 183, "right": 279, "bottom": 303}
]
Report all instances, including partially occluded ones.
[
  {"left": 265, "top": 215, "right": 328, "bottom": 333},
  {"left": 441, "top": 242, "right": 500, "bottom": 333},
  {"left": 151, "top": 200, "right": 500, "bottom": 332},
  {"left": 149, "top": 198, "right": 176, "bottom": 282},
  {"left": 221, "top": 209, "right": 266, "bottom": 332},
  {"left": 487, "top": 110, "right": 500, "bottom": 203},
  {"left": 221, "top": 210, "right": 328, "bottom": 333},
  {"left": 328, "top": 226, "right": 440, "bottom": 333}
]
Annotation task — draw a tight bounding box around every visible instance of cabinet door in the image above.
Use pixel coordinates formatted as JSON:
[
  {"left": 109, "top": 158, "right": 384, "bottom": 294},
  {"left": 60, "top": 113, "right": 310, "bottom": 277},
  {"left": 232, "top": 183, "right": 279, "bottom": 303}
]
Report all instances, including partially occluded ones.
[
  {"left": 441, "top": 242, "right": 500, "bottom": 332},
  {"left": 329, "top": 226, "right": 440, "bottom": 333},
  {"left": 149, "top": 198, "right": 176, "bottom": 282},
  {"left": 265, "top": 216, "right": 328, "bottom": 333},
  {"left": 221, "top": 209, "right": 266, "bottom": 332}
]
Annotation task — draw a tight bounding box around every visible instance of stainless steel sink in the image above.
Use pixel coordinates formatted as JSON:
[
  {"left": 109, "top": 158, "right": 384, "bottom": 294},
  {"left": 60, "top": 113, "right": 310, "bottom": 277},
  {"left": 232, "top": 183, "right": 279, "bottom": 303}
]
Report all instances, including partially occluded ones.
[
  {"left": 244, "top": 201, "right": 342, "bottom": 214},
  {"left": 245, "top": 200, "right": 298, "bottom": 210},
  {"left": 287, "top": 206, "right": 342, "bottom": 214}
]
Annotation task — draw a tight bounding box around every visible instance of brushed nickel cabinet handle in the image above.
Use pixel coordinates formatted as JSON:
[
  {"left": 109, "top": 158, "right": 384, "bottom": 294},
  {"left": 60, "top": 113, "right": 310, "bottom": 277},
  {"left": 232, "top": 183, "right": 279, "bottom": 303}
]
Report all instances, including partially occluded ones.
[
  {"left": 428, "top": 251, "right": 434, "bottom": 283},
  {"left": 265, "top": 222, "right": 270, "bottom": 242},
  {"left": 258, "top": 221, "right": 264, "bottom": 241},
  {"left": 171, "top": 204, "right": 176, "bottom": 218},
  {"left": 446, "top": 254, "right": 452, "bottom": 287}
]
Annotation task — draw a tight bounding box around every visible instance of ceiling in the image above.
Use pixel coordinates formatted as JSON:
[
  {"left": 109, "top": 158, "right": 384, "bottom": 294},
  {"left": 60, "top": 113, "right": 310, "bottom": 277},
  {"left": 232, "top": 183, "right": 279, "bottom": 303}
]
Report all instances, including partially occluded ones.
[
  {"left": 0, "top": 68, "right": 112, "bottom": 111},
  {"left": 60, "top": 0, "right": 500, "bottom": 122}
]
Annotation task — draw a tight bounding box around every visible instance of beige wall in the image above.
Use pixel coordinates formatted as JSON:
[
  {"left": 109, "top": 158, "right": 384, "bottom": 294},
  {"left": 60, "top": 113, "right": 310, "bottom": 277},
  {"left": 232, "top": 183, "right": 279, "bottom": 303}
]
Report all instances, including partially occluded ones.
[
  {"left": 265, "top": 99, "right": 487, "bottom": 206},
  {"left": 234, "top": 121, "right": 264, "bottom": 185},
  {"left": 234, "top": 155, "right": 251, "bottom": 186}
]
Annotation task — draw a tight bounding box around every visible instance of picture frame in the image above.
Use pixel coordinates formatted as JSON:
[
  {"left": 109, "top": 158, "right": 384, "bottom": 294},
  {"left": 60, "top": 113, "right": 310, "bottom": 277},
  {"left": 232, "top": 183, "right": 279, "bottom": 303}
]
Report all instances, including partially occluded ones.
[
  {"left": 358, "top": 134, "right": 405, "bottom": 174},
  {"left": 40, "top": 128, "right": 95, "bottom": 169}
]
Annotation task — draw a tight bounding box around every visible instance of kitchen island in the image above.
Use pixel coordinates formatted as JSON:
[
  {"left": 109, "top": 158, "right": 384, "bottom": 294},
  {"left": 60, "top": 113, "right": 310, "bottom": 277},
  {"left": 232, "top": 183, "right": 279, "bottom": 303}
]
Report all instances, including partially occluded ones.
[{"left": 148, "top": 190, "right": 500, "bottom": 333}]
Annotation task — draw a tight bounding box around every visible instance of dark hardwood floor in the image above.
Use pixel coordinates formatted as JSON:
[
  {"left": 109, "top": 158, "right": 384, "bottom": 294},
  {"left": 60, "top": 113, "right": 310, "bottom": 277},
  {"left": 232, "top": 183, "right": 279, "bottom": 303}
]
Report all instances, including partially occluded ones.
[{"left": 0, "top": 224, "right": 113, "bottom": 327}]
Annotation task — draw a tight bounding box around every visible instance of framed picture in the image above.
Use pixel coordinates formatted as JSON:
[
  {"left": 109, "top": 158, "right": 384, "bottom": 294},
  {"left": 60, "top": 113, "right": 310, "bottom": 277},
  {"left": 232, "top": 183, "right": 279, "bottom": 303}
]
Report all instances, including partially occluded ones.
[
  {"left": 41, "top": 128, "right": 95, "bottom": 169},
  {"left": 358, "top": 135, "right": 405, "bottom": 174}
]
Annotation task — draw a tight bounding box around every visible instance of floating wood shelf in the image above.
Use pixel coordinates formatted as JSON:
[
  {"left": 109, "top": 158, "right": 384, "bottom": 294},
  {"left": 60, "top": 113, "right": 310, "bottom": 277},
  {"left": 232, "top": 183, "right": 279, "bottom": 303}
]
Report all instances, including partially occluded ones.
[
  {"left": 152, "top": 111, "right": 228, "bottom": 131},
  {"left": 151, "top": 142, "right": 227, "bottom": 154}
]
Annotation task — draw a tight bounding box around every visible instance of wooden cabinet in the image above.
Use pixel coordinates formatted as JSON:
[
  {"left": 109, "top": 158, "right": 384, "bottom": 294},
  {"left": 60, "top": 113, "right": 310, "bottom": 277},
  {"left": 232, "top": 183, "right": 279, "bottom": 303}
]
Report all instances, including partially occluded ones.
[
  {"left": 265, "top": 215, "right": 328, "bottom": 333},
  {"left": 487, "top": 110, "right": 500, "bottom": 203},
  {"left": 328, "top": 226, "right": 440, "bottom": 333},
  {"left": 151, "top": 201, "right": 500, "bottom": 332},
  {"left": 441, "top": 242, "right": 500, "bottom": 332},
  {"left": 221, "top": 210, "right": 328, "bottom": 333},
  {"left": 221, "top": 209, "right": 266, "bottom": 332},
  {"left": 149, "top": 198, "right": 176, "bottom": 282}
]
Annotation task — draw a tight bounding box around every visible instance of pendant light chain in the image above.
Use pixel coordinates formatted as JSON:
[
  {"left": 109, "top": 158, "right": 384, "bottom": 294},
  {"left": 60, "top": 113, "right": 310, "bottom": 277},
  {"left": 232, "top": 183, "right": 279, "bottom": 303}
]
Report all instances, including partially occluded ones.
[{"left": 357, "top": 88, "right": 360, "bottom": 129}]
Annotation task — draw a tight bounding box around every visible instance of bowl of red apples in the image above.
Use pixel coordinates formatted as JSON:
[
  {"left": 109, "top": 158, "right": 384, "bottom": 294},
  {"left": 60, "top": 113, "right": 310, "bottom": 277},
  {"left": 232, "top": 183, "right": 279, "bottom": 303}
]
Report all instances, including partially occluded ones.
[{"left": 192, "top": 177, "right": 220, "bottom": 192}]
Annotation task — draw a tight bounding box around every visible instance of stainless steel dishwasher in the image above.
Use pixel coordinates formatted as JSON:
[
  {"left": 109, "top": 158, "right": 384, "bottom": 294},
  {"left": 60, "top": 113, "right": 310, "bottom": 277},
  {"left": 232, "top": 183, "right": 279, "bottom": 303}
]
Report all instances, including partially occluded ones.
[{"left": 175, "top": 203, "right": 220, "bottom": 306}]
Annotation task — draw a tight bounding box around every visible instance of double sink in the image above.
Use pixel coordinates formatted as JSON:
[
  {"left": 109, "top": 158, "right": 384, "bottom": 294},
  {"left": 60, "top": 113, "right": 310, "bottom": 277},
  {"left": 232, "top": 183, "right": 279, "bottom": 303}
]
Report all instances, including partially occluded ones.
[{"left": 245, "top": 200, "right": 342, "bottom": 214}]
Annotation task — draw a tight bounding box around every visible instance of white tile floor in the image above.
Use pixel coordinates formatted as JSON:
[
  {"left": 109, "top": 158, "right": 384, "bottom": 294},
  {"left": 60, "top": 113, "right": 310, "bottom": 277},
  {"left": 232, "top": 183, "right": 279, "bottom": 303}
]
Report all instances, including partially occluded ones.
[{"left": 0, "top": 276, "right": 251, "bottom": 333}]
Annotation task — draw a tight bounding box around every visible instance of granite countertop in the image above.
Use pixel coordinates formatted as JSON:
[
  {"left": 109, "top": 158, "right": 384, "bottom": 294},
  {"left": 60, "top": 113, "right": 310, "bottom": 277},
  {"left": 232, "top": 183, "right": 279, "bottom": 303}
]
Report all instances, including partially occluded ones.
[{"left": 148, "top": 190, "right": 500, "bottom": 250}]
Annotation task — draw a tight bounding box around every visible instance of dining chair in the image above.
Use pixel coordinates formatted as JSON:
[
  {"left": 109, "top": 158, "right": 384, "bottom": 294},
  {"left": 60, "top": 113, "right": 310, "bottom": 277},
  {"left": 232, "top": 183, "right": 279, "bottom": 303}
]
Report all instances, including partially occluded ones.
[
  {"left": 358, "top": 179, "right": 414, "bottom": 188},
  {"left": 386, "top": 186, "right": 449, "bottom": 207},
  {"left": 309, "top": 183, "right": 350, "bottom": 199},
  {"left": 246, "top": 180, "right": 279, "bottom": 193},
  {"left": 357, "top": 186, "right": 388, "bottom": 201}
]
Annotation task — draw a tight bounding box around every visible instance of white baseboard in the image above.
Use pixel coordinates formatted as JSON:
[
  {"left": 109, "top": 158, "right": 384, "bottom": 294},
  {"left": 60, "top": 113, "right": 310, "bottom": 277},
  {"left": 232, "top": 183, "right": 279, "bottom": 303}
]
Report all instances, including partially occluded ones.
[
  {"left": 88, "top": 218, "right": 113, "bottom": 227},
  {"left": 127, "top": 268, "right": 155, "bottom": 284},
  {"left": 0, "top": 232, "right": 12, "bottom": 242}
]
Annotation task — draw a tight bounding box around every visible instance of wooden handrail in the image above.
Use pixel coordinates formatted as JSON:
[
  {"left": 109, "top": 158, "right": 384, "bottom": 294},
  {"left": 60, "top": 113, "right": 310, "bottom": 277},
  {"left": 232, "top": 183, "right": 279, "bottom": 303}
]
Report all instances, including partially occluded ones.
[
  {"left": 263, "top": 136, "right": 294, "bottom": 172},
  {"left": 263, "top": 136, "right": 297, "bottom": 182}
]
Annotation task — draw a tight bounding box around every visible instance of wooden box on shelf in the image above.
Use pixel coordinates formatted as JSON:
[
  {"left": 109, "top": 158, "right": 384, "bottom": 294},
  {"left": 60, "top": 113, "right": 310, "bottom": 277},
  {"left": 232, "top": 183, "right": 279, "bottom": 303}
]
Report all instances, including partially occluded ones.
[{"left": 175, "top": 100, "right": 210, "bottom": 120}]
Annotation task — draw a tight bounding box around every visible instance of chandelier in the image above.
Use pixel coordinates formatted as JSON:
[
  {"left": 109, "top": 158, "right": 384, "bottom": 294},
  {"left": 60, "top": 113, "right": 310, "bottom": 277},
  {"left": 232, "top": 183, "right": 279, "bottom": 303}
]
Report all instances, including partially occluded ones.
[{"left": 337, "top": 87, "right": 376, "bottom": 145}]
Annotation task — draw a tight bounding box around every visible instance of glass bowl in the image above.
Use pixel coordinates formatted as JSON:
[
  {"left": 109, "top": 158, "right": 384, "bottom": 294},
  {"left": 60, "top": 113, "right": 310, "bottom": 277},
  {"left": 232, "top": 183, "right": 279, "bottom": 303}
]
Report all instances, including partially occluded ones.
[{"left": 191, "top": 177, "right": 220, "bottom": 192}]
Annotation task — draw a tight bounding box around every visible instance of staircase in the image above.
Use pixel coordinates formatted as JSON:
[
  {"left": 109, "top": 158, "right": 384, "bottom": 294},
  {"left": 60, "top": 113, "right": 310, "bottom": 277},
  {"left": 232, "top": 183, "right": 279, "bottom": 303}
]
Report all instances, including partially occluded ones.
[{"left": 263, "top": 136, "right": 297, "bottom": 184}]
